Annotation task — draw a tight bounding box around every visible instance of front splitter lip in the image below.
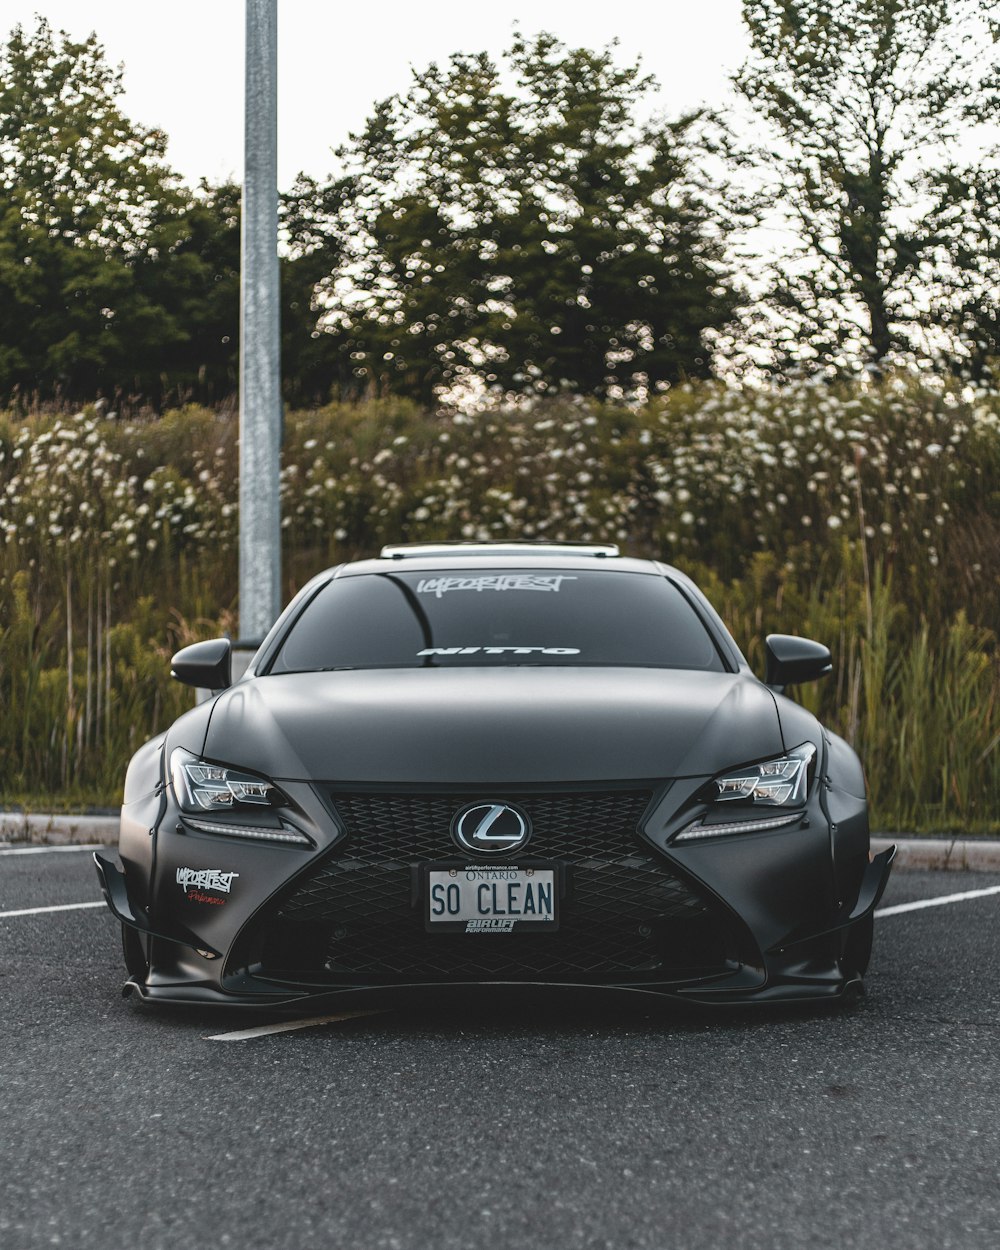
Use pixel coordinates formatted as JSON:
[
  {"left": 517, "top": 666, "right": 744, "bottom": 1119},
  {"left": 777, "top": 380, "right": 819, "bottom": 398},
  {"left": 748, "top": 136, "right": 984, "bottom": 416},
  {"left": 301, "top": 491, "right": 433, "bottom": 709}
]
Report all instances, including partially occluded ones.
[{"left": 123, "top": 971, "right": 858, "bottom": 1013}]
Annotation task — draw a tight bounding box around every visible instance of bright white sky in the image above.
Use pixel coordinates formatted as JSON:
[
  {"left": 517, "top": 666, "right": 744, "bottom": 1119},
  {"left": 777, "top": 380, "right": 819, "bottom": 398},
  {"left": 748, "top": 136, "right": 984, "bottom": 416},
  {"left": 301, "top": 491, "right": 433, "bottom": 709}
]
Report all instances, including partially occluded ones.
[{"left": 3, "top": 1, "right": 751, "bottom": 188}]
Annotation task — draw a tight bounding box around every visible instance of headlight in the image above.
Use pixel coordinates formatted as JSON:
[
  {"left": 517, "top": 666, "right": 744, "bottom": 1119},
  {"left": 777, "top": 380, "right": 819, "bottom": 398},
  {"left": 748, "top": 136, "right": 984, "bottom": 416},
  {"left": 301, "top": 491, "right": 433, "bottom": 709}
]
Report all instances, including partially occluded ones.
[
  {"left": 171, "top": 747, "right": 279, "bottom": 811},
  {"left": 711, "top": 742, "right": 814, "bottom": 808},
  {"left": 673, "top": 743, "right": 816, "bottom": 843},
  {"left": 169, "top": 748, "right": 312, "bottom": 846}
]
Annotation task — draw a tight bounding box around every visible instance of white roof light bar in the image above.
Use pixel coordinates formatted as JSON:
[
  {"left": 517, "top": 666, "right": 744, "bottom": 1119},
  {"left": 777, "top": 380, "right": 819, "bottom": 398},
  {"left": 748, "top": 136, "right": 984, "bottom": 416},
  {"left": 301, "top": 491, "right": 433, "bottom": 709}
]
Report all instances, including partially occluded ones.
[{"left": 380, "top": 542, "right": 620, "bottom": 560}]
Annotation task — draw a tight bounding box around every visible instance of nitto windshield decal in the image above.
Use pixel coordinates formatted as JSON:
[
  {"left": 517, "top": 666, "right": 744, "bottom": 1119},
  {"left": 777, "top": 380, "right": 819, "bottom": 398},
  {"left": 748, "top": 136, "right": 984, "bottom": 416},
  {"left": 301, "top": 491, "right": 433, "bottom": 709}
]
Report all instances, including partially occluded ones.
[
  {"left": 417, "top": 646, "right": 581, "bottom": 656},
  {"left": 416, "top": 575, "right": 577, "bottom": 598}
]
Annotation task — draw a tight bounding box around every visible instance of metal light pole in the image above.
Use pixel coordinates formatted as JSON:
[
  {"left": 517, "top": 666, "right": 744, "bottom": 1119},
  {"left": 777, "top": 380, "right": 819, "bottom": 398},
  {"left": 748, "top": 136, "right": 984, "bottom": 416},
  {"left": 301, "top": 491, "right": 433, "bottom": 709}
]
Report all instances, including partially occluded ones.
[{"left": 239, "top": 0, "right": 281, "bottom": 648}]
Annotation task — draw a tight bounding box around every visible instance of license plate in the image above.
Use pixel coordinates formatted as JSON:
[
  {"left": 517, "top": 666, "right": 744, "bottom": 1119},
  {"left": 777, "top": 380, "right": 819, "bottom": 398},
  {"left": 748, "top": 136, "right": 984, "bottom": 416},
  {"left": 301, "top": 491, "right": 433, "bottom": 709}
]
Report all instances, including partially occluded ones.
[{"left": 425, "top": 864, "right": 558, "bottom": 933}]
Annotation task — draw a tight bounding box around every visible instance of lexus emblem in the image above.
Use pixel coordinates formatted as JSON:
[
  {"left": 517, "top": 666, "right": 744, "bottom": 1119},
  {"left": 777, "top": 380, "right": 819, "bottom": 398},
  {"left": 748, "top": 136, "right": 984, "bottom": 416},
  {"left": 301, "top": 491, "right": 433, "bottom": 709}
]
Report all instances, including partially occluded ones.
[{"left": 452, "top": 803, "right": 531, "bottom": 856}]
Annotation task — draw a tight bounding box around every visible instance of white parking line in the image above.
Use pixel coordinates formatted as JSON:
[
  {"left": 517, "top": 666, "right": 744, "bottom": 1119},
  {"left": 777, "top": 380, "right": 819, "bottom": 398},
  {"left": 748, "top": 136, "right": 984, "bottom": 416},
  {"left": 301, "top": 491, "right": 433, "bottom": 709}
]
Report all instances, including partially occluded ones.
[
  {"left": 0, "top": 900, "right": 106, "bottom": 918},
  {"left": 205, "top": 1011, "right": 388, "bottom": 1042},
  {"left": 875, "top": 884, "right": 1000, "bottom": 918},
  {"left": 0, "top": 844, "right": 107, "bottom": 856}
]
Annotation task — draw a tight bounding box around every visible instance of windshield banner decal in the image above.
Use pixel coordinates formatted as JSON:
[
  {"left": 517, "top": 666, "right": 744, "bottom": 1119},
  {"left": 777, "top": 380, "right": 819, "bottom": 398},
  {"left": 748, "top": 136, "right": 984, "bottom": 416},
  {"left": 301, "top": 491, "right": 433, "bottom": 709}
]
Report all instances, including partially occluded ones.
[{"left": 416, "top": 575, "right": 577, "bottom": 598}]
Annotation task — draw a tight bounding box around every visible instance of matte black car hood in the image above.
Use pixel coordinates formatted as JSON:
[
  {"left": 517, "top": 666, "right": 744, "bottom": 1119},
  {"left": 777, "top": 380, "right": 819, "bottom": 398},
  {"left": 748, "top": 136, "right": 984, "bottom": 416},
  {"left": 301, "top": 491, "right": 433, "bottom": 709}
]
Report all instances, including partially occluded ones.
[{"left": 204, "top": 668, "right": 782, "bottom": 784}]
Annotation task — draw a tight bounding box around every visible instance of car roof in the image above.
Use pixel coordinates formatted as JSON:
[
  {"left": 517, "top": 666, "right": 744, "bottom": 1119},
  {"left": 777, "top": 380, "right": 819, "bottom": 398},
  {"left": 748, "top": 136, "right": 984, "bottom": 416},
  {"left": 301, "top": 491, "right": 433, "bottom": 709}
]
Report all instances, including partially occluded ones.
[{"left": 335, "top": 544, "right": 667, "bottom": 578}]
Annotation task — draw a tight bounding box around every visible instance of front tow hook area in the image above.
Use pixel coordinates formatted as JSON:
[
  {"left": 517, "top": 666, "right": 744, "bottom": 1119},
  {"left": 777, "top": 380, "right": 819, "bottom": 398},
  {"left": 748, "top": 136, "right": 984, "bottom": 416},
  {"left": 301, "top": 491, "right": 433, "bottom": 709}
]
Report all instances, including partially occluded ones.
[{"left": 93, "top": 852, "right": 221, "bottom": 957}]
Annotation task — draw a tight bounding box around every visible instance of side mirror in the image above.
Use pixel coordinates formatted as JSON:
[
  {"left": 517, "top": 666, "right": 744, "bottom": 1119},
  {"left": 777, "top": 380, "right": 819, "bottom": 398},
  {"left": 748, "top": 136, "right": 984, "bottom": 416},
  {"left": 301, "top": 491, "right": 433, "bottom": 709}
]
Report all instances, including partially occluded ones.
[
  {"left": 170, "top": 638, "right": 232, "bottom": 690},
  {"left": 764, "top": 634, "right": 832, "bottom": 691}
]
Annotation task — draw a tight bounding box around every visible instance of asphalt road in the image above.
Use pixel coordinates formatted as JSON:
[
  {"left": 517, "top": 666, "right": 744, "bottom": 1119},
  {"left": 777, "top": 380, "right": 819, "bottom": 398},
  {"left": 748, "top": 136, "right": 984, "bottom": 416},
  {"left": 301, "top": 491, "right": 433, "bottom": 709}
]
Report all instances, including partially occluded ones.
[{"left": 2, "top": 849, "right": 1000, "bottom": 1250}]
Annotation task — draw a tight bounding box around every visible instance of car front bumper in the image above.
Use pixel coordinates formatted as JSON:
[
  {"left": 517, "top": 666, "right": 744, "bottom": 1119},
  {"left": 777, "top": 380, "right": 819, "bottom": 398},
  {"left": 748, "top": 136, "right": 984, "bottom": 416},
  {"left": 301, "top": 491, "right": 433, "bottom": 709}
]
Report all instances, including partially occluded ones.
[{"left": 95, "top": 771, "right": 894, "bottom": 1010}]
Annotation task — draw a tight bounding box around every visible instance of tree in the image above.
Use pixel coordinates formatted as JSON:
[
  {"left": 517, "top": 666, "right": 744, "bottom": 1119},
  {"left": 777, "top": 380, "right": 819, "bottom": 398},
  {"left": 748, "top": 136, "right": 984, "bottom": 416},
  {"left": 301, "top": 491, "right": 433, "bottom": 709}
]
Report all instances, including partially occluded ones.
[
  {"left": 131, "top": 181, "right": 242, "bottom": 407},
  {"left": 921, "top": 164, "right": 1000, "bottom": 379},
  {"left": 279, "top": 174, "right": 348, "bottom": 405},
  {"left": 0, "top": 19, "right": 249, "bottom": 408},
  {"left": 0, "top": 18, "right": 181, "bottom": 401},
  {"left": 310, "top": 33, "right": 738, "bottom": 403},
  {"left": 736, "top": 0, "right": 1000, "bottom": 374}
]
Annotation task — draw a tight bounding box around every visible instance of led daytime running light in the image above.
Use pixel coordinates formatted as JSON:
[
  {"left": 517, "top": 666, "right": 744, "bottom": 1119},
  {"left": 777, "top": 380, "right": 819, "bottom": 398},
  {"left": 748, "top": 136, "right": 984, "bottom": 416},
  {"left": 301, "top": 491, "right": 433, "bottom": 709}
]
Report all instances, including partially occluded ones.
[
  {"left": 674, "top": 812, "right": 802, "bottom": 842},
  {"left": 184, "top": 818, "right": 311, "bottom": 846}
]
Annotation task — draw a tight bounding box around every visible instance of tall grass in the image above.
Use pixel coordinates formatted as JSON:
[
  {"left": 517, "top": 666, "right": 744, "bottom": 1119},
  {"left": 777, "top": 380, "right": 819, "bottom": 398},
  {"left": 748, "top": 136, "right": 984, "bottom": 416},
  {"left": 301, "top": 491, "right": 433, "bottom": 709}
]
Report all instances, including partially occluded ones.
[{"left": 1, "top": 376, "right": 997, "bottom": 829}]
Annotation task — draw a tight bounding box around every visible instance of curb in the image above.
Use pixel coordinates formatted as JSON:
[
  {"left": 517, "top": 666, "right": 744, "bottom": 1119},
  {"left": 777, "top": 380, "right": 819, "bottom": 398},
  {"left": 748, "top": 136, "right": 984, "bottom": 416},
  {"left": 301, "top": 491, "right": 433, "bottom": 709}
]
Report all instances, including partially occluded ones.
[
  {"left": 871, "top": 836, "right": 1000, "bottom": 872},
  {"left": 3, "top": 814, "right": 1000, "bottom": 869},
  {"left": 0, "top": 812, "right": 119, "bottom": 847}
]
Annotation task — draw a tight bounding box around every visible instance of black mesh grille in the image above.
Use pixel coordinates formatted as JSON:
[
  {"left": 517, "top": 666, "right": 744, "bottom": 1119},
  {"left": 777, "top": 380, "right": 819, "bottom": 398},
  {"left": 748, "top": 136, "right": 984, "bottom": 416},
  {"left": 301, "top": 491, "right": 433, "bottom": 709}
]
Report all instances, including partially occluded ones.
[
  {"left": 323, "top": 788, "right": 655, "bottom": 862},
  {"left": 262, "top": 787, "right": 724, "bottom": 983}
]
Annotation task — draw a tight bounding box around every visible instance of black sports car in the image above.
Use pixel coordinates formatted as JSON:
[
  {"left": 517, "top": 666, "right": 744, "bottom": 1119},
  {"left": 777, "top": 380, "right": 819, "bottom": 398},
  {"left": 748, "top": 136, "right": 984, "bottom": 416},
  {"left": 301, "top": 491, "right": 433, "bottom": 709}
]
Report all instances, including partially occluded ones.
[{"left": 95, "top": 542, "right": 895, "bottom": 1009}]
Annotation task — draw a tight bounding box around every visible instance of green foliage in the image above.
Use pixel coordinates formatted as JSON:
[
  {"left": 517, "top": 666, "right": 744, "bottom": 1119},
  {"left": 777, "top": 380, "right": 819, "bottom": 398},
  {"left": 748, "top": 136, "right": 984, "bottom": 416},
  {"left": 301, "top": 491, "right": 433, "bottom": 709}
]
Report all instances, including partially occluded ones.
[
  {"left": 0, "top": 17, "right": 177, "bottom": 400},
  {"left": 304, "top": 32, "right": 739, "bottom": 404},
  {"left": 1, "top": 377, "right": 998, "bottom": 829},
  {"left": 922, "top": 165, "right": 1000, "bottom": 378},
  {"left": 0, "top": 18, "right": 243, "bottom": 408},
  {"left": 129, "top": 180, "right": 243, "bottom": 406},
  {"left": 2, "top": 16, "right": 999, "bottom": 402},
  {"left": 737, "top": 0, "right": 1000, "bottom": 374},
  {"left": 0, "top": 20, "right": 743, "bottom": 409}
]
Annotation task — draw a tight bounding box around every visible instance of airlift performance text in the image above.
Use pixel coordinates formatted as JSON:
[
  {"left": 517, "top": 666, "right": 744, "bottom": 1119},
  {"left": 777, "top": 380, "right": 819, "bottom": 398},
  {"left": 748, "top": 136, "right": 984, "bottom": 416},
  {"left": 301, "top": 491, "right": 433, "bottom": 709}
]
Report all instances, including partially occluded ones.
[{"left": 427, "top": 866, "right": 557, "bottom": 933}]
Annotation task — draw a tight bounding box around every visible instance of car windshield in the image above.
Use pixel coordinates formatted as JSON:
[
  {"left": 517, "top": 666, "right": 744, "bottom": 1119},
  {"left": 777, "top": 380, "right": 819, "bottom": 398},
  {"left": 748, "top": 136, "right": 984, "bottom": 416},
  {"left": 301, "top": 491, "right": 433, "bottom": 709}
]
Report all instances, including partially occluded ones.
[{"left": 268, "top": 568, "right": 725, "bottom": 673}]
